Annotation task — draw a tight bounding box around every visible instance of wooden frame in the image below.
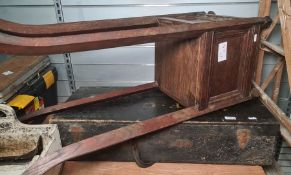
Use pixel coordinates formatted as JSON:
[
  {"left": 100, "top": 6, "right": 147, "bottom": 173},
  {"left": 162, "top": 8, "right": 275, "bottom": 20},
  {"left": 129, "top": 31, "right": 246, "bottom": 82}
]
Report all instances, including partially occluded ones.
[{"left": 255, "top": 0, "right": 291, "bottom": 146}]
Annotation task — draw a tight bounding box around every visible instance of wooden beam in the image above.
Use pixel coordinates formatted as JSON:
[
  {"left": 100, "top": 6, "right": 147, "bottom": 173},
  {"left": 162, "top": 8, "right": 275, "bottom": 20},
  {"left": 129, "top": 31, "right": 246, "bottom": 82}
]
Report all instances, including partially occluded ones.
[
  {"left": 61, "top": 161, "right": 266, "bottom": 175},
  {"left": 261, "top": 58, "right": 284, "bottom": 90},
  {"left": 272, "top": 61, "right": 284, "bottom": 102},
  {"left": 261, "top": 40, "right": 285, "bottom": 57},
  {"left": 258, "top": 0, "right": 272, "bottom": 17},
  {"left": 281, "top": 126, "right": 291, "bottom": 146},
  {"left": 278, "top": 0, "right": 291, "bottom": 91},
  {"left": 252, "top": 81, "right": 291, "bottom": 132},
  {"left": 19, "top": 82, "right": 157, "bottom": 122},
  {"left": 0, "top": 17, "right": 269, "bottom": 55},
  {"left": 255, "top": 0, "right": 272, "bottom": 84}
]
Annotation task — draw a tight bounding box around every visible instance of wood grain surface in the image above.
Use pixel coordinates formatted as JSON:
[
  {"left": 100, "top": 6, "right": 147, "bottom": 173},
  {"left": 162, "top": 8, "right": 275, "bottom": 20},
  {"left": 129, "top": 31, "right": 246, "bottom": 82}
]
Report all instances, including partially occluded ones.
[
  {"left": 61, "top": 161, "right": 266, "bottom": 175},
  {"left": 0, "top": 55, "right": 46, "bottom": 92},
  {"left": 23, "top": 95, "right": 250, "bottom": 175}
]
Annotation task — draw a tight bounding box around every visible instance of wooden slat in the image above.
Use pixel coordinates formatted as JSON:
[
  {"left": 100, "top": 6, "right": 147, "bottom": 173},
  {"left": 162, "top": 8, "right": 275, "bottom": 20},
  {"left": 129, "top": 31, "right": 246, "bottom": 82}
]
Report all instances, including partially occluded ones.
[
  {"left": 61, "top": 161, "right": 266, "bottom": 175},
  {"left": 256, "top": 51, "right": 266, "bottom": 84},
  {"left": 256, "top": 0, "right": 272, "bottom": 84},
  {"left": 258, "top": 0, "right": 272, "bottom": 17},
  {"left": 261, "top": 40, "right": 285, "bottom": 57},
  {"left": 253, "top": 81, "right": 291, "bottom": 132},
  {"left": 281, "top": 126, "right": 291, "bottom": 146},
  {"left": 272, "top": 61, "right": 284, "bottom": 102},
  {"left": 19, "top": 82, "right": 157, "bottom": 122},
  {"left": 261, "top": 58, "right": 284, "bottom": 91},
  {"left": 278, "top": 0, "right": 291, "bottom": 91}
]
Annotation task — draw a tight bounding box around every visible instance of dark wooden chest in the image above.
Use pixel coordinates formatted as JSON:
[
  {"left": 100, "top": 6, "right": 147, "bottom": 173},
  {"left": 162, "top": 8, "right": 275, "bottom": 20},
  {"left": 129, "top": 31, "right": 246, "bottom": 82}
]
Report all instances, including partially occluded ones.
[{"left": 48, "top": 87, "right": 280, "bottom": 165}]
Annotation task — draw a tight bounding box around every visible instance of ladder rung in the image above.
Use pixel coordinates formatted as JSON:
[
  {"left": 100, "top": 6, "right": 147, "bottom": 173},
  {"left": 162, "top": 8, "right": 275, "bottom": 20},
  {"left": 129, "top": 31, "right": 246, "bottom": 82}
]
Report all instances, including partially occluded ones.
[{"left": 261, "top": 39, "right": 285, "bottom": 57}]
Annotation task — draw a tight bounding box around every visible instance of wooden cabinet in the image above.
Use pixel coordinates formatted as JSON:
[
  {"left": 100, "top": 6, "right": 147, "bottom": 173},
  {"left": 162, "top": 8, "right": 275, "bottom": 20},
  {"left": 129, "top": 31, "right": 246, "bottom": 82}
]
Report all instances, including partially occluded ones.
[{"left": 156, "top": 20, "right": 262, "bottom": 109}]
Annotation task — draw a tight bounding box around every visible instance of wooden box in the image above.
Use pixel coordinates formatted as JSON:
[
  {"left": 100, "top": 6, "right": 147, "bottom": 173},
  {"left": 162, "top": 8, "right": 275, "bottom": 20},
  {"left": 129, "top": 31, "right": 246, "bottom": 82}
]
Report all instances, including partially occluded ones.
[
  {"left": 155, "top": 22, "right": 262, "bottom": 109},
  {"left": 48, "top": 87, "right": 280, "bottom": 165}
]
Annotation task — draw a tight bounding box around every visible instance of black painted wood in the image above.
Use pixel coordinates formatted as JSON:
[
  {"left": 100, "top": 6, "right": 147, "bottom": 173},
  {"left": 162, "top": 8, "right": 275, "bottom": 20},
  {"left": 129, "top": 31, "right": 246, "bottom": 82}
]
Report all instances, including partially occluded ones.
[{"left": 49, "top": 87, "right": 280, "bottom": 165}]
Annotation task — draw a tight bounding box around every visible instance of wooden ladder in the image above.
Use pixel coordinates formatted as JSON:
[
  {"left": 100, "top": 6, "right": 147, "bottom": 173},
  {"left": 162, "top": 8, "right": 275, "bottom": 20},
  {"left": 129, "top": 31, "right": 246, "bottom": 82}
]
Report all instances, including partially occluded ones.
[{"left": 255, "top": 0, "right": 291, "bottom": 145}]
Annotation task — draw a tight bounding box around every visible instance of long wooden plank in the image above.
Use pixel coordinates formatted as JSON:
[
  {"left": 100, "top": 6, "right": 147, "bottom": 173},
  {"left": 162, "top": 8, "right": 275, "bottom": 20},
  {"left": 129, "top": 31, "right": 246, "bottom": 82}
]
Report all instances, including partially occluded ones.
[
  {"left": 61, "top": 161, "right": 266, "bottom": 175},
  {"left": 258, "top": 0, "right": 272, "bottom": 17},
  {"left": 253, "top": 81, "right": 291, "bottom": 132},
  {"left": 0, "top": 17, "right": 269, "bottom": 56},
  {"left": 19, "top": 82, "right": 157, "bottom": 122},
  {"left": 261, "top": 40, "right": 285, "bottom": 57},
  {"left": 255, "top": 0, "right": 272, "bottom": 84},
  {"left": 0, "top": 12, "right": 207, "bottom": 37},
  {"left": 278, "top": 0, "right": 291, "bottom": 91},
  {"left": 23, "top": 95, "right": 250, "bottom": 175}
]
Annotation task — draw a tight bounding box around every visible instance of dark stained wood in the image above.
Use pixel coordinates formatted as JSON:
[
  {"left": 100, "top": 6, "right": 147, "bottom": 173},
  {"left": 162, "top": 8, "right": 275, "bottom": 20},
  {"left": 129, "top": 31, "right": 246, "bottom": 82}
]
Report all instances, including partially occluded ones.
[
  {"left": 50, "top": 88, "right": 279, "bottom": 165},
  {"left": 23, "top": 93, "right": 250, "bottom": 175},
  {"left": 61, "top": 161, "right": 266, "bottom": 175},
  {"left": 156, "top": 26, "right": 262, "bottom": 109},
  {"left": 238, "top": 26, "right": 261, "bottom": 97},
  {"left": 155, "top": 32, "right": 213, "bottom": 108},
  {"left": 155, "top": 38, "right": 199, "bottom": 107},
  {"left": 20, "top": 82, "right": 157, "bottom": 122},
  {"left": 210, "top": 30, "right": 246, "bottom": 97},
  {"left": 0, "top": 14, "right": 269, "bottom": 55},
  {"left": 193, "top": 32, "right": 214, "bottom": 109},
  {"left": 0, "top": 12, "right": 207, "bottom": 37}
]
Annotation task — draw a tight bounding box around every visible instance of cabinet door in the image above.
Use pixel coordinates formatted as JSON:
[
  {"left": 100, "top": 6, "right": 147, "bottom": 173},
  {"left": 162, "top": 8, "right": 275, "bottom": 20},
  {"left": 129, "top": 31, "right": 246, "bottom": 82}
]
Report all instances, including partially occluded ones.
[
  {"left": 209, "top": 27, "right": 259, "bottom": 102},
  {"left": 210, "top": 30, "right": 248, "bottom": 101}
]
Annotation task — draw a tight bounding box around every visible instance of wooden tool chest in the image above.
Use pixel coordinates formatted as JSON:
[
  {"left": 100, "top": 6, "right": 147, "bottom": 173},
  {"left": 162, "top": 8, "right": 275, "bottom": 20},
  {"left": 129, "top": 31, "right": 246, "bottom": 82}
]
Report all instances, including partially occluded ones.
[{"left": 48, "top": 87, "right": 280, "bottom": 165}]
